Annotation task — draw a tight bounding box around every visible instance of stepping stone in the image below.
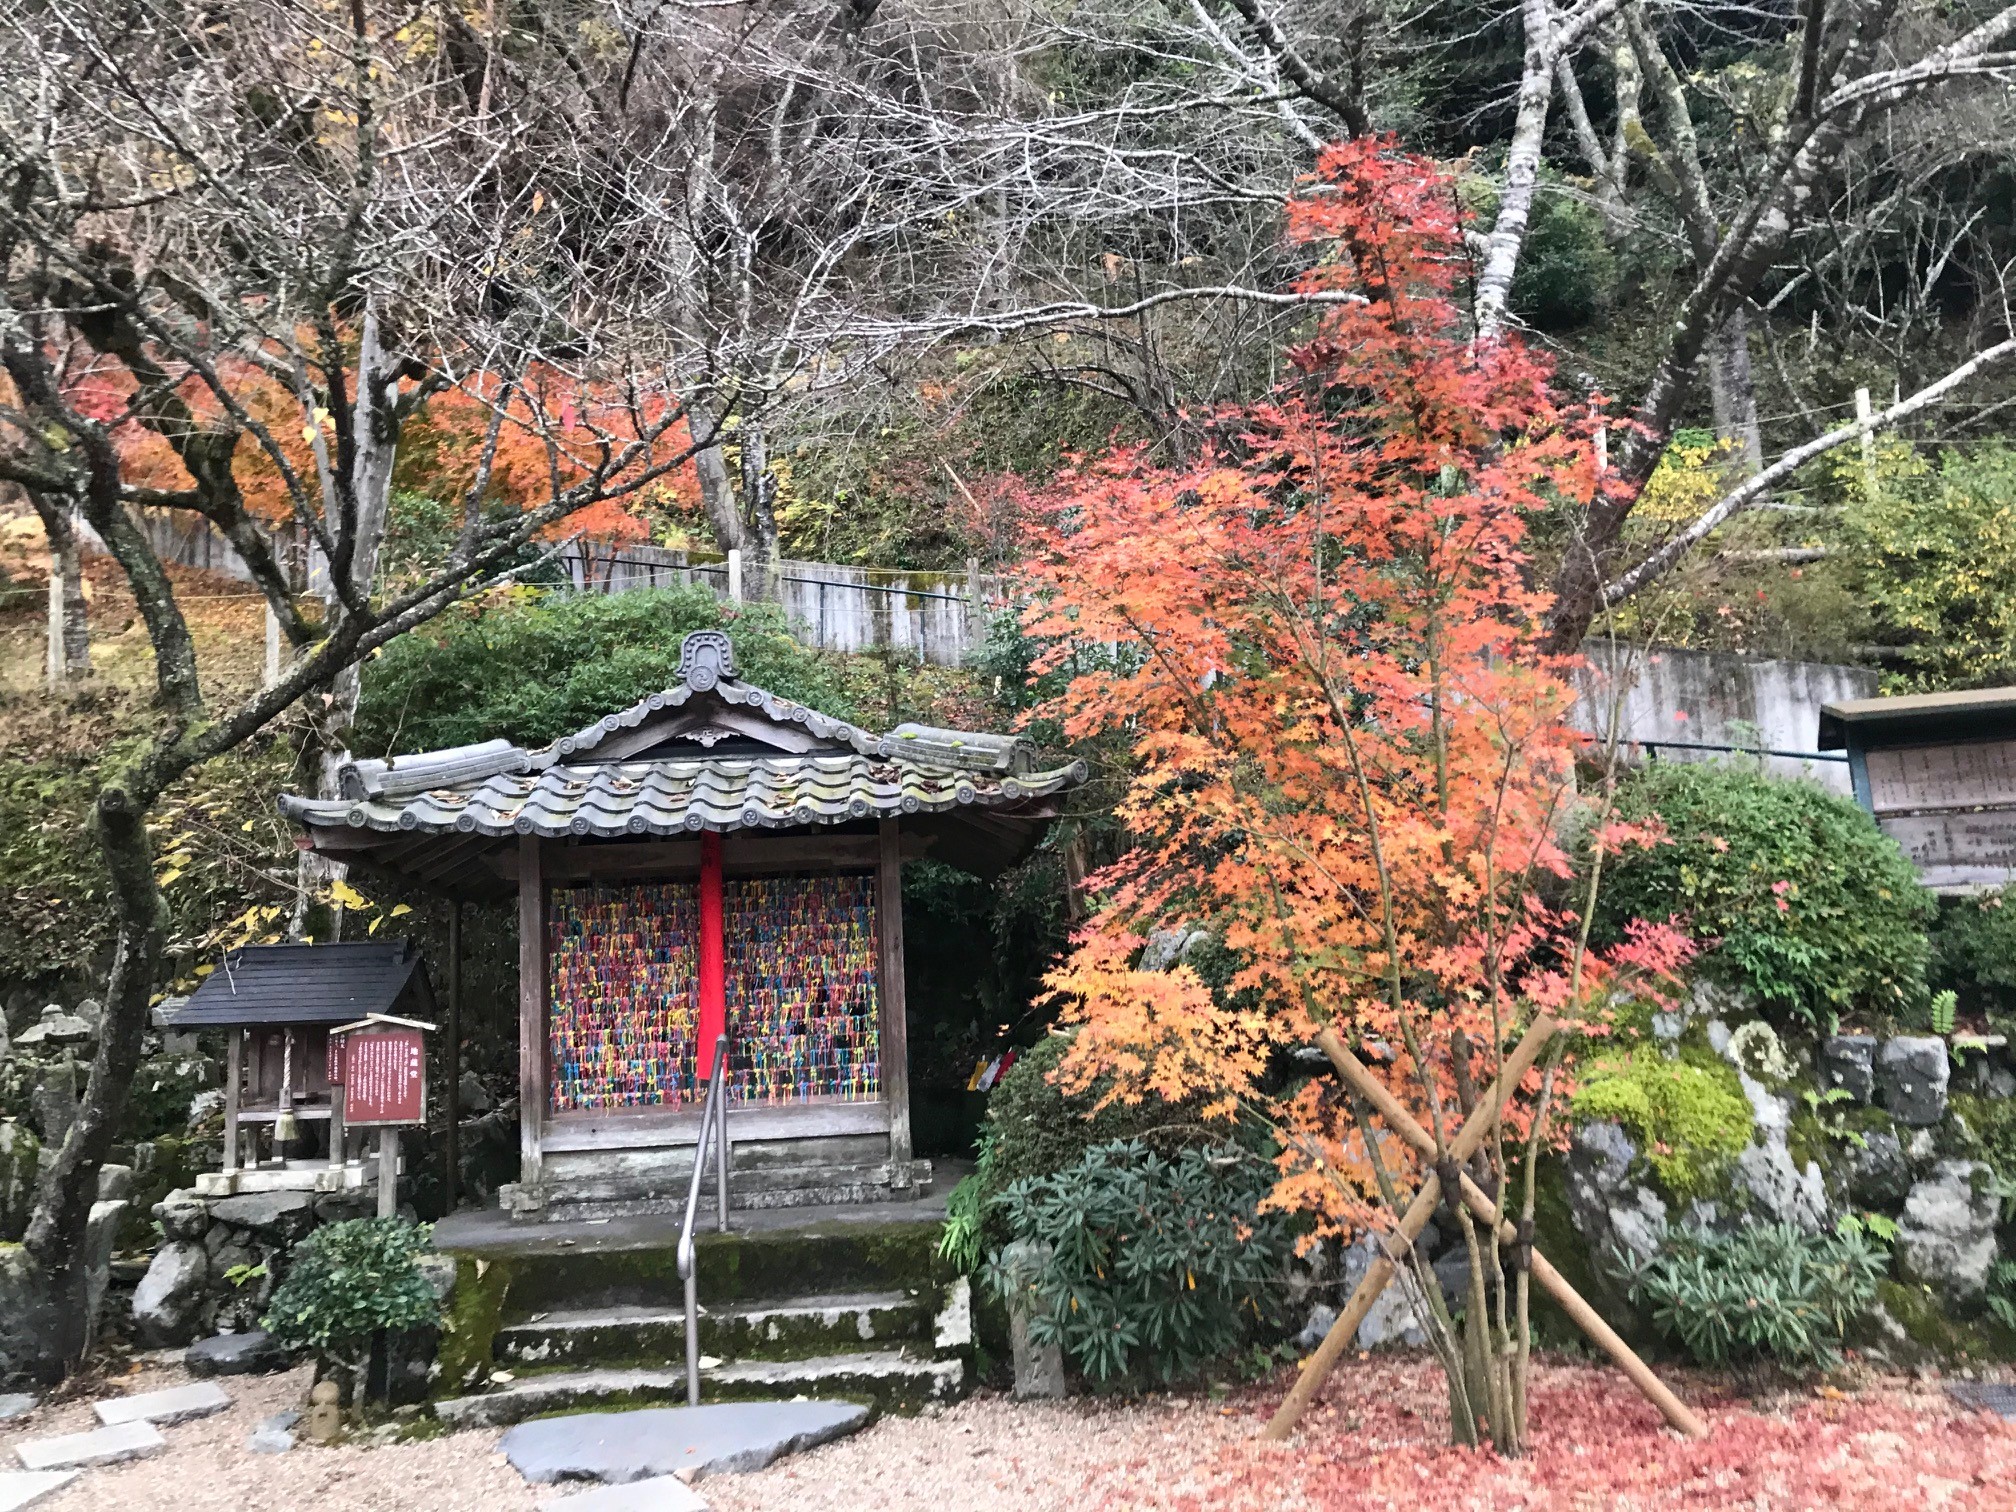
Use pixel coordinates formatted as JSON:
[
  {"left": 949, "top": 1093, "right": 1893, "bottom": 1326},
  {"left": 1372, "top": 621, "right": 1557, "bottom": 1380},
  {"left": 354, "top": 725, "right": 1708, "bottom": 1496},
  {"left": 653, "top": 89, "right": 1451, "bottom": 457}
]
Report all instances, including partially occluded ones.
[
  {"left": 501, "top": 1400, "right": 870, "bottom": 1485},
  {"left": 186, "top": 1331, "right": 286, "bottom": 1377},
  {"left": 94, "top": 1380, "right": 231, "bottom": 1426},
  {"left": 0, "top": 1471, "right": 80, "bottom": 1512},
  {"left": 540, "top": 1476, "right": 709, "bottom": 1511},
  {"left": 0, "top": 1397, "right": 35, "bottom": 1424},
  {"left": 1947, "top": 1381, "right": 2016, "bottom": 1419},
  {"left": 15, "top": 1420, "right": 165, "bottom": 1471}
]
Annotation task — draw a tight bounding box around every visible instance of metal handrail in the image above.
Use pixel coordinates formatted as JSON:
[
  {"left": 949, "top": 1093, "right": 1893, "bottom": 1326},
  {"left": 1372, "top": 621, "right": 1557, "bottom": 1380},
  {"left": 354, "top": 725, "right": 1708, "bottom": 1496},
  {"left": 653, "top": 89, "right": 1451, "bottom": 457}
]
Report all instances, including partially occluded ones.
[{"left": 677, "top": 1034, "right": 732, "bottom": 1405}]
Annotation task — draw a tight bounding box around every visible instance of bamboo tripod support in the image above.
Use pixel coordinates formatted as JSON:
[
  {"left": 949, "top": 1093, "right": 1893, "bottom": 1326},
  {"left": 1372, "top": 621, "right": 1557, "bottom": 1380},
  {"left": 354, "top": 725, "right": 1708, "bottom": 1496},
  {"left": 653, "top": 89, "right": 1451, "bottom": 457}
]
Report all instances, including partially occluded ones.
[
  {"left": 1262, "top": 1024, "right": 1710, "bottom": 1443},
  {"left": 1263, "top": 1016, "right": 1560, "bottom": 1441}
]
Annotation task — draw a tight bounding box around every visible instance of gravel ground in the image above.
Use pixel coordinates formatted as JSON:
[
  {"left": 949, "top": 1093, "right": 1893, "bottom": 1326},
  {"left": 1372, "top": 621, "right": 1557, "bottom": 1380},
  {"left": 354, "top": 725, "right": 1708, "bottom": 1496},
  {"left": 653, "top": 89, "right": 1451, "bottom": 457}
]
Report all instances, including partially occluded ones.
[
  {"left": 0, "top": 1363, "right": 1261, "bottom": 1512},
  {"left": 4, "top": 1356, "right": 2007, "bottom": 1512}
]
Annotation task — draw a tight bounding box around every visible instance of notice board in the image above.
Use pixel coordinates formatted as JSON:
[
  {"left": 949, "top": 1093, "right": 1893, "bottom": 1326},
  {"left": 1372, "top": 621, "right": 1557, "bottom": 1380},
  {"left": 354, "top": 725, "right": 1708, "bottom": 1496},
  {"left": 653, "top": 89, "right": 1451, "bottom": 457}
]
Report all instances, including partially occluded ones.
[{"left": 334, "top": 1028, "right": 427, "bottom": 1126}]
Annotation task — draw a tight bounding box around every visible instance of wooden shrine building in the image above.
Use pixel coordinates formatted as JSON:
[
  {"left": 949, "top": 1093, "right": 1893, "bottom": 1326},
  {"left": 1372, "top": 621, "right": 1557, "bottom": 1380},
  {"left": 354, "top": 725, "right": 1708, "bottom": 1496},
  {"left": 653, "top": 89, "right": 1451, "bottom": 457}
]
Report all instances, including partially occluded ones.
[
  {"left": 279, "top": 630, "right": 1085, "bottom": 1219},
  {"left": 1821, "top": 685, "right": 2016, "bottom": 892},
  {"left": 165, "top": 940, "right": 436, "bottom": 1197}
]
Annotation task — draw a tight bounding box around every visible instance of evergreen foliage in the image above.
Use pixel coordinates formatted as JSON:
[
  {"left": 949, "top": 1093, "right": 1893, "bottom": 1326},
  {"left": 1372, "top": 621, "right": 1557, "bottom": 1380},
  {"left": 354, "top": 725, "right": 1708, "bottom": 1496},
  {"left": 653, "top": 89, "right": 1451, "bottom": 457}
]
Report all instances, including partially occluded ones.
[
  {"left": 1594, "top": 760, "right": 1935, "bottom": 1028},
  {"left": 353, "top": 587, "right": 857, "bottom": 755},
  {"left": 263, "top": 1219, "right": 440, "bottom": 1363},
  {"left": 1623, "top": 1221, "right": 1888, "bottom": 1371},
  {"left": 984, "top": 1138, "right": 1294, "bottom": 1385}
]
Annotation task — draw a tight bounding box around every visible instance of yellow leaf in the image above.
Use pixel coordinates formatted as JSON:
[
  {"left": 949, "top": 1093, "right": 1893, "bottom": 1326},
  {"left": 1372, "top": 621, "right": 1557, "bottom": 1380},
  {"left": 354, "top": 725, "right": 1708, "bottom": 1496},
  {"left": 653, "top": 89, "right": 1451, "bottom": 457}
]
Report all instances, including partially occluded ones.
[
  {"left": 368, "top": 914, "right": 384, "bottom": 935},
  {"left": 242, "top": 819, "right": 256, "bottom": 832},
  {"left": 329, "top": 879, "right": 372, "bottom": 911},
  {"left": 195, "top": 964, "right": 215, "bottom": 977},
  {"left": 157, "top": 868, "right": 183, "bottom": 888},
  {"left": 388, "top": 903, "right": 413, "bottom": 919}
]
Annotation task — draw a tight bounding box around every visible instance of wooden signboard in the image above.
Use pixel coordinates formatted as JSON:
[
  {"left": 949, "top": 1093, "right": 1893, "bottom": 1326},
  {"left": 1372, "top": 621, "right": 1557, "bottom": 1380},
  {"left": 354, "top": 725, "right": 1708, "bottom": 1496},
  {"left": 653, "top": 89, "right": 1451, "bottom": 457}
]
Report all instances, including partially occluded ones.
[
  {"left": 333, "top": 1028, "right": 427, "bottom": 1127},
  {"left": 1860, "top": 739, "right": 2016, "bottom": 887}
]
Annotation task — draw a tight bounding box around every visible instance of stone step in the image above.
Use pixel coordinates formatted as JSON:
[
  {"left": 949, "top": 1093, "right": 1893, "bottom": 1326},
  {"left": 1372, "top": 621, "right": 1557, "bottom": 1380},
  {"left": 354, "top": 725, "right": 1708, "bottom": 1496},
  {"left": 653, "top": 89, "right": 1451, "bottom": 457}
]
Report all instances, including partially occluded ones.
[
  {"left": 434, "top": 1351, "right": 963, "bottom": 1430},
  {"left": 505, "top": 1400, "right": 870, "bottom": 1492},
  {"left": 14, "top": 1420, "right": 165, "bottom": 1472},
  {"left": 93, "top": 1381, "right": 231, "bottom": 1427},
  {"left": 497, "top": 1290, "right": 930, "bottom": 1366},
  {"left": 0, "top": 1471, "right": 80, "bottom": 1512}
]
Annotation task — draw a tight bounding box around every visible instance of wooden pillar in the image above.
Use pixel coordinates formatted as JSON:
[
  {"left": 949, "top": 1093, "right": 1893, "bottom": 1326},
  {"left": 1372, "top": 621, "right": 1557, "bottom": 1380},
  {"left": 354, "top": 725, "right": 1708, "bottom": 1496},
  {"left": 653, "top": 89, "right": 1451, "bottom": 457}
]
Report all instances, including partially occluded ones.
[
  {"left": 378, "top": 1130, "right": 399, "bottom": 1219},
  {"left": 697, "top": 831, "right": 726, "bottom": 1082},
  {"left": 876, "top": 820, "right": 913, "bottom": 1177},
  {"left": 443, "top": 901, "right": 462, "bottom": 1209},
  {"left": 518, "top": 834, "right": 546, "bottom": 1190},
  {"left": 223, "top": 1027, "right": 242, "bottom": 1175}
]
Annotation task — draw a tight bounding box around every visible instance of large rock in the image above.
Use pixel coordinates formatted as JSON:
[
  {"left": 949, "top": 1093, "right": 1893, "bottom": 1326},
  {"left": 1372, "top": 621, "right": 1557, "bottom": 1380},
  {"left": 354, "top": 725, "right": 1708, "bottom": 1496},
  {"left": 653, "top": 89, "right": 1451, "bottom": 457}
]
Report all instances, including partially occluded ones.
[
  {"left": 0, "top": 1246, "right": 59, "bottom": 1385},
  {"left": 1564, "top": 1121, "right": 1668, "bottom": 1270},
  {"left": 1818, "top": 1036, "right": 1877, "bottom": 1104},
  {"left": 186, "top": 1330, "right": 286, "bottom": 1377},
  {"left": 1338, "top": 1234, "right": 1427, "bottom": 1350},
  {"left": 1850, "top": 1128, "right": 1913, "bottom": 1209},
  {"left": 1877, "top": 1037, "right": 1950, "bottom": 1127},
  {"left": 0, "top": 1122, "right": 38, "bottom": 1244},
  {"left": 131, "top": 1241, "right": 211, "bottom": 1348},
  {"left": 1002, "top": 1239, "right": 1065, "bottom": 1400},
  {"left": 154, "top": 1190, "right": 210, "bottom": 1242},
  {"left": 1897, "top": 1159, "right": 1998, "bottom": 1302},
  {"left": 500, "top": 1401, "right": 871, "bottom": 1484},
  {"left": 207, "top": 1189, "right": 316, "bottom": 1242},
  {"left": 81, "top": 1199, "right": 127, "bottom": 1350}
]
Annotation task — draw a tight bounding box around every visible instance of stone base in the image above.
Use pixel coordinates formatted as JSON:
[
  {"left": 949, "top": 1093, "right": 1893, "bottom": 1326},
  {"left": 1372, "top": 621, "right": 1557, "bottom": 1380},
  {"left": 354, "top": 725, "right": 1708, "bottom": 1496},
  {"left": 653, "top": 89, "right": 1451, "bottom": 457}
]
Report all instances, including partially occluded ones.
[
  {"left": 193, "top": 1161, "right": 380, "bottom": 1198},
  {"left": 500, "top": 1159, "right": 933, "bottom": 1223}
]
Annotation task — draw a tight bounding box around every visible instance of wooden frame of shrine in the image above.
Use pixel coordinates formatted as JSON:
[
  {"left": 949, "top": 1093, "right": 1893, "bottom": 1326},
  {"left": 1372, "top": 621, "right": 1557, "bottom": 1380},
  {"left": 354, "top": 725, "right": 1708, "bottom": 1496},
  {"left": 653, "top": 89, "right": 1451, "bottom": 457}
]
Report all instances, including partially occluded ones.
[
  {"left": 280, "top": 630, "right": 1084, "bottom": 1219},
  {"left": 164, "top": 940, "right": 437, "bottom": 1197}
]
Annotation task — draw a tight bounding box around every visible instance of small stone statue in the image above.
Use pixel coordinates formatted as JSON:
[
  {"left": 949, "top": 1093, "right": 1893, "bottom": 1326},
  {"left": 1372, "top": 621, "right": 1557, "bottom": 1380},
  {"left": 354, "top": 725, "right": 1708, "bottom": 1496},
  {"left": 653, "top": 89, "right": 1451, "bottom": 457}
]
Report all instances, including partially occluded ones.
[{"left": 304, "top": 1379, "right": 344, "bottom": 1444}]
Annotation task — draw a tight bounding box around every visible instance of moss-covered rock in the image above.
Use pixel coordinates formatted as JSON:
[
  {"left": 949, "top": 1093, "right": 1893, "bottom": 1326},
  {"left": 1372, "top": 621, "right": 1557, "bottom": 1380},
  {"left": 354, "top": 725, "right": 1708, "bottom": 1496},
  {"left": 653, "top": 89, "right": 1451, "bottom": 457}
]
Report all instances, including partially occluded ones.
[
  {"left": 1862, "top": 1279, "right": 2016, "bottom": 1366},
  {"left": 1570, "top": 1046, "right": 1753, "bottom": 1201}
]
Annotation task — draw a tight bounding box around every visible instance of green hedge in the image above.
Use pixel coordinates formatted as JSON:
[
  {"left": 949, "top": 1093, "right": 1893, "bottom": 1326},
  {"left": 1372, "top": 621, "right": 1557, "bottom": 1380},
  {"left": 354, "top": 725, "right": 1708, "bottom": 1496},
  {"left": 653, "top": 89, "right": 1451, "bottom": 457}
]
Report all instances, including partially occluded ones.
[
  {"left": 1594, "top": 760, "right": 1934, "bottom": 1028},
  {"left": 354, "top": 587, "right": 856, "bottom": 756}
]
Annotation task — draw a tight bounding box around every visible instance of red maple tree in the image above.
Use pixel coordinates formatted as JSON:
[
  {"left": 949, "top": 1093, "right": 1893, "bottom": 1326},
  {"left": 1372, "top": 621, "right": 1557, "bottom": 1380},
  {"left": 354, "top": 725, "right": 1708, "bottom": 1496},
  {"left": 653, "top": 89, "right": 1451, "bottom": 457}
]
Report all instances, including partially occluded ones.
[{"left": 1021, "top": 139, "right": 1690, "bottom": 1453}]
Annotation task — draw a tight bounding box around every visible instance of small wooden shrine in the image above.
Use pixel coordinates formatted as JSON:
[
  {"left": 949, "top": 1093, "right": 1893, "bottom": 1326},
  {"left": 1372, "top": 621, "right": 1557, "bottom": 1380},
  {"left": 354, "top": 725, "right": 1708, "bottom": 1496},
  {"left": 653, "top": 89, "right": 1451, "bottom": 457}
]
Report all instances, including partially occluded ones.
[
  {"left": 164, "top": 940, "right": 437, "bottom": 1196},
  {"left": 279, "top": 630, "right": 1084, "bottom": 1218},
  {"left": 1821, "top": 685, "right": 2016, "bottom": 892}
]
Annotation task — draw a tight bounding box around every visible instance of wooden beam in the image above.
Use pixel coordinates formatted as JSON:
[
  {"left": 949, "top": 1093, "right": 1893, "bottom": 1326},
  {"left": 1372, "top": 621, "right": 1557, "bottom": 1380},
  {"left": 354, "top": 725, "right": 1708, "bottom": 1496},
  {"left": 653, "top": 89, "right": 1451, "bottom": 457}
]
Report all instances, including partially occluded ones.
[
  {"left": 877, "top": 820, "right": 913, "bottom": 1179},
  {"left": 1264, "top": 1017, "right": 1559, "bottom": 1439},
  {"left": 223, "top": 1027, "right": 242, "bottom": 1174},
  {"left": 1313, "top": 1029, "right": 1709, "bottom": 1442},
  {"left": 444, "top": 900, "right": 461, "bottom": 1210},
  {"left": 518, "top": 833, "right": 546, "bottom": 1191}
]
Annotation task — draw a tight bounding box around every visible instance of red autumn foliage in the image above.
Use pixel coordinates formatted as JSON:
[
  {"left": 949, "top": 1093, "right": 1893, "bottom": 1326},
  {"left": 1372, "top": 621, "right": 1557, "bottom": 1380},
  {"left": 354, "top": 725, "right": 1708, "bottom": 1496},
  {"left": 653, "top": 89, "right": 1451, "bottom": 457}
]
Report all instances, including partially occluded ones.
[
  {"left": 1156, "top": 1356, "right": 2016, "bottom": 1511},
  {"left": 1019, "top": 138, "right": 1690, "bottom": 1247}
]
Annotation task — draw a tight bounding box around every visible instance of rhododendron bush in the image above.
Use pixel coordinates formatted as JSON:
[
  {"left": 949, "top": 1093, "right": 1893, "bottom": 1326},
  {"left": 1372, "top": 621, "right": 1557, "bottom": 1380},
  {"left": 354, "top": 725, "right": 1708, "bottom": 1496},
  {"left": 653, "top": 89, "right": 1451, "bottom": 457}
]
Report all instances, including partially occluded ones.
[{"left": 1021, "top": 140, "right": 1691, "bottom": 1455}]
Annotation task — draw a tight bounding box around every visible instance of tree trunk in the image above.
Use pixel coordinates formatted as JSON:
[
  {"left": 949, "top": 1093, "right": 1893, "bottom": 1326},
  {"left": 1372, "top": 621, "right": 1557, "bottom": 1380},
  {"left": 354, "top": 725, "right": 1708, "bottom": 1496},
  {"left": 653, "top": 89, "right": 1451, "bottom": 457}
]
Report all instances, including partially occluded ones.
[
  {"left": 31, "top": 494, "right": 89, "bottom": 685},
  {"left": 1473, "top": 0, "right": 1556, "bottom": 335},
  {"left": 692, "top": 401, "right": 747, "bottom": 557},
  {"left": 1708, "top": 308, "right": 1765, "bottom": 476},
  {"left": 21, "top": 782, "right": 166, "bottom": 1374},
  {"left": 738, "top": 414, "right": 779, "bottom": 600}
]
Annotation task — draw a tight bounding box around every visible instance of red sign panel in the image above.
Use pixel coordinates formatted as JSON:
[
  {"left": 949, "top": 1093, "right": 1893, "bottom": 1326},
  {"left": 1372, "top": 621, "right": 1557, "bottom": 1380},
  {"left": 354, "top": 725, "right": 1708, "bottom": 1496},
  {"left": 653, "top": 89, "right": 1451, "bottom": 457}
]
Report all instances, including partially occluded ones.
[{"left": 334, "top": 1029, "right": 427, "bottom": 1126}]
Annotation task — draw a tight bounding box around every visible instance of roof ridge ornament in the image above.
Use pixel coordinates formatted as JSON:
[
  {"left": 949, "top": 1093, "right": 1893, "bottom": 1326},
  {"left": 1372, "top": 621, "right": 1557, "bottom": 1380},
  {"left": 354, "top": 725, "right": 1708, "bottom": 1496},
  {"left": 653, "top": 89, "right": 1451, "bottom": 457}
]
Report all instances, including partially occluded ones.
[{"left": 677, "top": 630, "right": 737, "bottom": 691}]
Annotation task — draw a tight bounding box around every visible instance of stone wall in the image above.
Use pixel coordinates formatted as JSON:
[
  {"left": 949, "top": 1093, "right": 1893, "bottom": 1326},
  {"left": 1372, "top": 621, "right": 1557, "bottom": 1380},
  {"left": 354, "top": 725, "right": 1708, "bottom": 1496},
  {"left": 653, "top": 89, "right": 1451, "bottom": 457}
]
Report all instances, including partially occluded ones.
[{"left": 132, "top": 1187, "right": 379, "bottom": 1349}]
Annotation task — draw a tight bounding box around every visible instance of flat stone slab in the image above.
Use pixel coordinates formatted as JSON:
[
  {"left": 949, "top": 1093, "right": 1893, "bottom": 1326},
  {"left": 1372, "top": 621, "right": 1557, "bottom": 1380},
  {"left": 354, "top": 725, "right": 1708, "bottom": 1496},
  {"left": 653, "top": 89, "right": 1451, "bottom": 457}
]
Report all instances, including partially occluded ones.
[
  {"left": 1948, "top": 1381, "right": 2016, "bottom": 1419},
  {"left": 0, "top": 1398, "right": 35, "bottom": 1424},
  {"left": 15, "top": 1420, "right": 166, "bottom": 1471},
  {"left": 539, "top": 1475, "right": 710, "bottom": 1511},
  {"left": 501, "top": 1401, "right": 870, "bottom": 1485},
  {"left": 0, "top": 1472, "right": 80, "bottom": 1512},
  {"left": 94, "top": 1380, "right": 231, "bottom": 1426}
]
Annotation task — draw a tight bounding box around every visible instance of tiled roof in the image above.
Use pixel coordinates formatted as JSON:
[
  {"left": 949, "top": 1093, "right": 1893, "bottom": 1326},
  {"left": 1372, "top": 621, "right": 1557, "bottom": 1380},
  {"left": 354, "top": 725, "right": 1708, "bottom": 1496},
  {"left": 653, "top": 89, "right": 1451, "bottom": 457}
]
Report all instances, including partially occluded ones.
[
  {"left": 280, "top": 751, "right": 1085, "bottom": 839},
  {"left": 165, "top": 941, "right": 430, "bottom": 1027}
]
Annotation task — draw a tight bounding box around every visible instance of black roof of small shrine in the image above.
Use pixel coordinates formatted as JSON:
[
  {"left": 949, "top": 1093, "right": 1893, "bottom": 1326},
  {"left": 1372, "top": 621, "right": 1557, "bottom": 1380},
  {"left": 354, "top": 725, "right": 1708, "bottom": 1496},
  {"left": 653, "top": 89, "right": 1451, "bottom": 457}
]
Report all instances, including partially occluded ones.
[
  {"left": 165, "top": 941, "right": 433, "bottom": 1027},
  {"left": 278, "top": 630, "right": 1084, "bottom": 895}
]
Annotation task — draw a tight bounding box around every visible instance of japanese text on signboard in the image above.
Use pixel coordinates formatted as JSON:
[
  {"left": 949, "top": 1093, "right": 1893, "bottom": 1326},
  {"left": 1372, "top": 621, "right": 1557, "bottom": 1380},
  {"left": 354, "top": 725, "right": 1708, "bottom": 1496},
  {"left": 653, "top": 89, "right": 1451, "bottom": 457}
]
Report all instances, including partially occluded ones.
[{"left": 336, "top": 1029, "right": 426, "bottom": 1126}]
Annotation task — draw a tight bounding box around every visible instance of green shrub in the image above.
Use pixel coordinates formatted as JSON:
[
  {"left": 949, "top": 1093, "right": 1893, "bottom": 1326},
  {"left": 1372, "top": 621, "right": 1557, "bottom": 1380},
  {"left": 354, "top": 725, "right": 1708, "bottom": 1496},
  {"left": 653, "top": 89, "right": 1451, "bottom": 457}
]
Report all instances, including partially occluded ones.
[
  {"left": 354, "top": 586, "right": 856, "bottom": 755},
  {"left": 975, "top": 1034, "right": 1222, "bottom": 1204},
  {"left": 1931, "top": 890, "right": 2016, "bottom": 1027},
  {"left": 263, "top": 1219, "right": 440, "bottom": 1387},
  {"left": 1571, "top": 1048, "right": 1754, "bottom": 1200},
  {"left": 1621, "top": 1220, "right": 1888, "bottom": 1371},
  {"left": 1594, "top": 760, "right": 1935, "bottom": 1028},
  {"left": 983, "top": 1139, "right": 1294, "bottom": 1385}
]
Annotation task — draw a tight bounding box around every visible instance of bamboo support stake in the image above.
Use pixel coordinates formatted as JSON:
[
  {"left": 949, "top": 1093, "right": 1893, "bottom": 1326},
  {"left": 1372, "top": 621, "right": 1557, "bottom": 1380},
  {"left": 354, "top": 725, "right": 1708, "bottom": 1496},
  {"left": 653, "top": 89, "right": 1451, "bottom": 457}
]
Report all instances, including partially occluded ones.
[
  {"left": 1323, "top": 1035, "right": 1710, "bottom": 1440},
  {"left": 1263, "top": 1015, "right": 1561, "bottom": 1441}
]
